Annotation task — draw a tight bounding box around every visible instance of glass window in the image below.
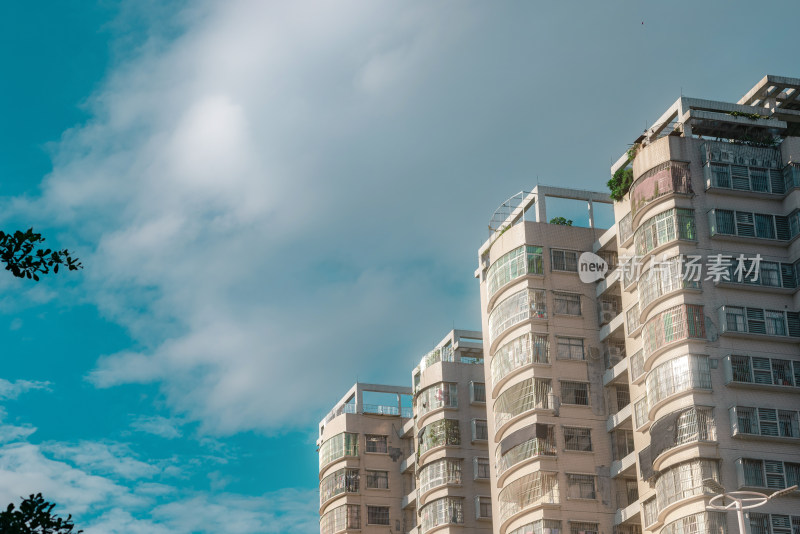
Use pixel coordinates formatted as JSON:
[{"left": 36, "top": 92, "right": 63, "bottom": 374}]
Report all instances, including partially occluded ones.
[
  {"left": 367, "top": 506, "right": 390, "bottom": 525},
  {"left": 563, "top": 427, "right": 592, "bottom": 451},
  {"left": 556, "top": 337, "right": 585, "bottom": 361},
  {"left": 490, "top": 333, "right": 550, "bottom": 387},
  {"left": 476, "top": 496, "right": 492, "bottom": 519},
  {"left": 475, "top": 457, "right": 490, "bottom": 479},
  {"left": 560, "top": 381, "right": 589, "bottom": 406},
  {"left": 487, "top": 245, "right": 543, "bottom": 299},
  {"left": 472, "top": 419, "right": 488, "bottom": 441},
  {"left": 570, "top": 522, "right": 598, "bottom": 534},
  {"left": 553, "top": 292, "right": 581, "bottom": 315},
  {"left": 366, "top": 435, "right": 387, "bottom": 453},
  {"left": 471, "top": 382, "right": 486, "bottom": 403},
  {"left": 551, "top": 249, "right": 578, "bottom": 272},
  {"left": 366, "top": 470, "right": 389, "bottom": 489}
]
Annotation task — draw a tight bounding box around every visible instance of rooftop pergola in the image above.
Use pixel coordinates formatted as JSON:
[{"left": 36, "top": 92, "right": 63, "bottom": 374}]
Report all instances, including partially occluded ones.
[{"left": 611, "top": 74, "right": 800, "bottom": 174}]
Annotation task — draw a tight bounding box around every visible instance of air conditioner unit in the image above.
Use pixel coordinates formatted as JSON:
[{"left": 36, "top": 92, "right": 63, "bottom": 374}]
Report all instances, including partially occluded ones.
[{"left": 600, "top": 309, "right": 616, "bottom": 325}]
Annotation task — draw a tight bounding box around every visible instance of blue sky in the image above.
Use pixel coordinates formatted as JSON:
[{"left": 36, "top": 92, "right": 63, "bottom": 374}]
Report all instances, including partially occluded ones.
[{"left": 0, "top": 1, "right": 795, "bottom": 532}]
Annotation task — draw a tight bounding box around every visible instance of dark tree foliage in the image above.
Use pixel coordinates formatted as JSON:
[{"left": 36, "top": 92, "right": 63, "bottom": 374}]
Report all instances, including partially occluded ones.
[
  {"left": 549, "top": 216, "right": 573, "bottom": 226},
  {"left": 0, "top": 229, "right": 82, "bottom": 281},
  {"left": 0, "top": 494, "right": 82, "bottom": 533}
]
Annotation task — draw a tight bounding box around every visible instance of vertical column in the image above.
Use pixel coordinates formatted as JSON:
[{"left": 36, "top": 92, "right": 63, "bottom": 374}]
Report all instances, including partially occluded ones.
[
  {"left": 587, "top": 200, "right": 595, "bottom": 229},
  {"left": 535, "top": 195, "right": 547, "bottom": 223}
]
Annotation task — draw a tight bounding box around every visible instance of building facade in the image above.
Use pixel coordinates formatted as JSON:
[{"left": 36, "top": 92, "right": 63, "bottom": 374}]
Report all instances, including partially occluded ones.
[{"left": 318, "top": 74, "right": 800, "bottom": 534}]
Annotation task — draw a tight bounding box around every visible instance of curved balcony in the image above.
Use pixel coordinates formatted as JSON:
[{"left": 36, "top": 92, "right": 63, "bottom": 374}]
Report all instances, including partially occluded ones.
[
  {"left": 641, "top": 304, "right": 705, "bottom": 366},
  {"left": 319, "top": 467, "right": 359, "bottom": 510},
  {"left": 490, "top": 332, "right": 550, "bottom": 393},
  {"left": 633, "top": 208, "right": 696, "bottom": 258},
  {"left": 319, "top": 432, "right": 358, "bottom": 474},
  {"left": 653, "top": 459, "right": 719, "bottom": 524},
  {"left": 637, "top": 256, "right": 701, "bottom": 319},
  {"left": 417, "top": 458, "right": 462, "bottom": 505},
  {"left": 507, "top": 519, "right": 562, "bottom": 534},
  {"left": 639, "top": 406, "right": 717, "bottom": 474},
  {"left": 488, "top": 289, "right": 547, "bottom": 348},
  {"left": 495, "top": 424, "right": 556, "bottom": 483},
  {"left": 320, "top": 503, "right": 361, "bottom": 534},
  {"left": 418, "top": 419, "right": 460, "bottom": 463},
  {"left": 486, "top": 245, "right": 544, "bottom": 304},
  {"left": 419, "top": 497, "right": 464, "bottom": 534},
  {"left": 630, "top": 161, "right": 692, "bottom": 225},
  {"left": 645, "top": 354, "right": 711, "bottom": 418},
  {"left": 416, "top": 382, "right": 458, "bottom": 426},
  {"left": 661, "top": 511, "right": 727, "bottom": 534},
  {"left": 493, "top": 378, "right": 553, "bottom": 440},
  {"left": 497, "top": 471, "right": 559, "bottom": 531}
]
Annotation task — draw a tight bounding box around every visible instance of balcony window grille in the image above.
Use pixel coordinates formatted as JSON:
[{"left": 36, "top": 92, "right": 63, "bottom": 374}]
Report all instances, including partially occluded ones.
[
  {"left": 553, "top": 292, "right": 581, "bottom": 316},
  {"left": 730, "top": 355, "right": 800, "bottom": 386},
  {"left": 675, "top": 407, "right": 716, "bottom": 446},
  {"left": 661, "top": 512, "right": 728, "bottom": 534},
  {"left": 472, "top": 419, "right": 488, "bottom": 441},
  {"left": 634, "top": 396, "right": 648, "bottom": 429},
  {"left": 319, "top": 432, "right": 358, "bottom": 468},
  {"left": 732, "top": 407, "right": 800, "bottom": 439},
  {"left": 721, "top": 306, "right": 795, "bottom": 337},
  {"left": 470, "top": 382, "right": 486, "bottom": 403},
  {"left": 488, "top": 289, "right": 547, "bottom": 344},
  {"left": 711, "top": 209, "right": 790, "bottom": 240},
  {"left": 491, "top": 332, "right": 550, "bottom": 387},
  {"left": 564, "top": 427, "right": 592, "bottom": 452},
  {"left": 725, "top": 306, "right": 746, "bottom": 332},
  {"left": 419, "top": 497, "right": 463, "bottom": 534},
  {"left": 611, "top": 430, "right": 635, "bottom": 460},
  {"left": 416, "top": 382, "right": 458, "bottom": 418},
  {"left": 766, "top": 310, "right": 787, "bottom": 336},
  {"left": 619, "top": 212, "right": 633, "bottom": 243},
  {"left": 740, "top": 458, "right": 800, "bottom": 489},
  {"left": 556, "top": 337, "right": 585, "bottom": 361},
  {"left": 365, "top": 435, "right": 387, "bottom": 453},
  {"left": 551, "top": 249, "right": 579, "bottom": 272},
  {"left": 319, "top": 468, "right": 360, "bottom": 505},
  {"left": 474, "top": 457, "right": 490, "bottom": 480},
  {"left": 629, "top": 350, "right": 645, "bottom": 382},
  {"left": 570, "top": 522, "right": 598, "bottom": 534},
  {"left": 486, "top": 245, "right": 544, "bottom": 299},
  {"left": 476, "top": 496, "right": 492, "bottom": 519},
  {"left": 630, "top": 161, "right": 692, "bottom": 217},
  {"left": 494, "top": 378, "right": 552, "bottom": 428},
  {"left": 508, "top": 519, "right": 562, "bottom": 534},
  {"left": 605, "top": 340, "right": 627, "bottom": 369},
  {"left": 655, "top": 459, "right": 719, "bottom": 512},
  {"left": 365, "top": 470, "right": 389, "bottom": 489},
  {"left": 367, "top": 506, "right": 390, "bottom": 525},
  {"left": 635, "top": 208, "right": 696, "bottom": 256},
  {"left": 616, "top": 385, "right": 631, "bottom": 411},
  {"left": 497, "top": 472, "right": 559, "bottom": 524},
  {"left": 642, "top": 497, "right": 657, "bottom": 527},
  {"left": 560, "top": 381, "right": 589, "bottom": 406},
  {"left": 418, "top": 459, "right": 461, "bottom": 494},
  {"left": 418, "top": 419, "right": 460, "bottom": 455},
  {"left": 495, "top": 425, "right": 556, "bottom": 476},
  {"left": 320, "top": 504, "right": 360, "bottom": 534},
  {"left": 641, "top": 304, "right": 705, "bottom": 358},
  {"left": 638, "top": 255, "right": 700, "bottom": 311},
  {"left": 645, "top": 354, "right": 711, "bottom": 408}
]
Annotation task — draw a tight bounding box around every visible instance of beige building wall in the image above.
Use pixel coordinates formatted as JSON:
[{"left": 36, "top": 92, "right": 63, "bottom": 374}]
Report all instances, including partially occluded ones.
[
  {"left": 476, "top": 204, "right": 620, "bottom": 534},
  {"left": 411, "top": 329, "right": 493, "bottom": 534}
]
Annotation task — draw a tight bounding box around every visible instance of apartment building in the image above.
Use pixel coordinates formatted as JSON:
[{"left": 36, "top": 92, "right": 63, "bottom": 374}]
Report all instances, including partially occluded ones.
[
  {"left": 606, "top": 74, "right": 800, "bottom": 534},
  {"left": 476, "top": 188, "right": 622, "bottom": 534},
  {"left": 318, "top": 330, "right": 493, "bottom": 534},
  {"left": 475, "top": 74, "right": 800, "bottom": 534},
  {"left": 318, "top": 74, "right": 800, "bottom": 534}
]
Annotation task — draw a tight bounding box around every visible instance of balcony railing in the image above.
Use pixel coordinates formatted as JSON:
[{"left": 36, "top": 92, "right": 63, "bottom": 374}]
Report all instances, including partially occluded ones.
[
  {"left": 641, "top": 304, "right": 705, "bottom": 359},
  {"left": 490, "top": 332, "right": 550, "bottom": 388},
  {"left": 631, "top": 161, "right": 692, "bottom": 219},
  {"left": 497, "top": 472, "right": 559, "bottom": 525},
  {"left": 645, "top": 354, "right": 711, "bottom": 409},
  {"left": 730, "top": 406, "right": 800, "bottom": 439},
  {"left": 488, "top": 289, "right": 547, "bottom": 345},
  {"left": 493, "top": 379, "right": 554, "bottom": 429},
  {"left": 419, "top": 497, "right": 463, "bottom": 534},
  {"left": 495, "top": 428, "right": 556, "bottom": 477}
]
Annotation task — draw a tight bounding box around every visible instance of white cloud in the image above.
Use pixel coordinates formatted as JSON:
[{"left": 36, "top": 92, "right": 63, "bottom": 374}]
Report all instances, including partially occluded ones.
[
  {"left": 0, "top": 379, "right": 50, "bottom": 400},
  {"left": 130, "top": 415, "right": 184, "bottom": 439},
  {"left": 0, "top": 438, "right": 317, "bottom": 534},
  {"left": 9, "top": 0, "right": 494, "bottom": 434}
]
